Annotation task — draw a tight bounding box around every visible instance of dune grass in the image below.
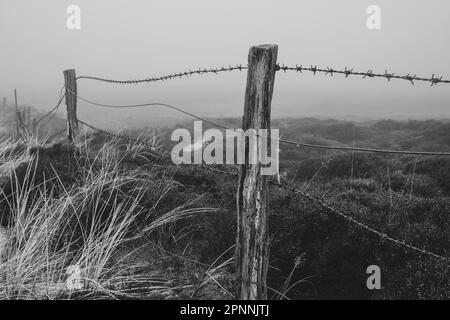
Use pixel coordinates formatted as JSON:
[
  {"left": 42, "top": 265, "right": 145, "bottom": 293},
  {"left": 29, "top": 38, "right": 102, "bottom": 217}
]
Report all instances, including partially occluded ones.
[{"left": 0, "top": 135, "right": 230, "bottom": 299}]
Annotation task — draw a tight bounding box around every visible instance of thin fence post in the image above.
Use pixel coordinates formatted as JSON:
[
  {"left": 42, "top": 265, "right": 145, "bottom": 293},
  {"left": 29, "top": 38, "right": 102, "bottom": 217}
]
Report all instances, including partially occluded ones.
[
  {"left": 1, "top": 98, "right": 5, "bottom": 123},
  {"left": 26, "top": 107, "right": 31, "bottom": 133},
  {"left": 32, "top": 118, "right": 37, "bottom": 137},
  {"left": 63, "top": 69, "right": 78, "bottom": 143},
  {"left": 1, "top": 97, "right": 6, "bottom": 117},
  {"left": 17, "top": 111, "right": 24, "bottom": 134},
  {"left": 21, "top": 109, "right": 26, "bottom": 133},
  {"left": 14, "top": 89, "right": 19, "bottom": 140},
  {"left": 236, "top": 44, "right": 278, "bottom": 300}
]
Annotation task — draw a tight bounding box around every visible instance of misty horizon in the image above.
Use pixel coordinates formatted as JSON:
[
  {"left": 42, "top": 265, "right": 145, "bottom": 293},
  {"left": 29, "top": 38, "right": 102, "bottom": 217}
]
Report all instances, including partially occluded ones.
[
  {"left": 1, "top": 0, "right": 450, "bottom": 125},
  {"left": 0, "top": 1, "right": 449, "bottom": 303}
]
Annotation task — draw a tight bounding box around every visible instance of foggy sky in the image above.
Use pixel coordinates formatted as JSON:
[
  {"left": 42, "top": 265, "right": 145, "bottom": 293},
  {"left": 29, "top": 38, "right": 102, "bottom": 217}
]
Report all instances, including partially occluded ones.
[{"left": 1, "top": 0, "right": 450, "bottom": 126}]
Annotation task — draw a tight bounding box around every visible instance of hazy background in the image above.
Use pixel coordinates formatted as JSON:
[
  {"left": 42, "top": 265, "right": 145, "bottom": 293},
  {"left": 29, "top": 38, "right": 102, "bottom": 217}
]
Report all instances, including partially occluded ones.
[{"left": 1, "top": 0, "right": 449, "bottom": 127}]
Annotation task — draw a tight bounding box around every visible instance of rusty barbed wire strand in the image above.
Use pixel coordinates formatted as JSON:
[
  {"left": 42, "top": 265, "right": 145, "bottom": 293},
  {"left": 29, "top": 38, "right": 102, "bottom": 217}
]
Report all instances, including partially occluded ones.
[
  {"left": 76, "top": 65, "right": 248, "bottom": 84},
  {"left": 76, "top": 62, "right": 450, "bottom": 86},
  {"left": 276, "top": 64, "right": 450, "bottom": 86},
  {"left": 74, "top": 120, "right": 449, "bottom": 262}
]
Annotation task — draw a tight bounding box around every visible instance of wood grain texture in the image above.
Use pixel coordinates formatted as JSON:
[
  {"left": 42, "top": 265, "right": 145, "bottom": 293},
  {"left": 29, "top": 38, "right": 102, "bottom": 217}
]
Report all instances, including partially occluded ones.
[
  {"left": 236, "top": 44, "right": 278, "bottom": 300},
  {"left": 63, "top": 69, "right": 79, "bottom": 143},
  {"left": 14, "top": 89, "right": 19, "bottom": 140}
]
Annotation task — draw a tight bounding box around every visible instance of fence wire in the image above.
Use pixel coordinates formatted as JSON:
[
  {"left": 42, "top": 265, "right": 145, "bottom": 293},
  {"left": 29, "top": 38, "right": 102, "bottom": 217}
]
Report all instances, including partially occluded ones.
[
  {"left": 36, "top": 84, "right": 66, "bottom": 126},
  {"left": 69, "top": 90, "right": 450, "bottom": 157},
  {"left": 274, "top": 182, "right": 449, "bottom": 262},
  {"left": 79, "top": 119, "right": 148, "bottom": 145},
  {"left": 31, "top": 60, "right": 450, "bottom": 262},
  {"left": 277, "top": 64, "right": 450, "bottom": 86},
  {"left": 77, "top": 120, "right": 449, "bottom": 263},
  {"left": 281, "top": 139, "right": 450, "bottom": 156},
  {"left": 76, "top": 63, "right": 450, "bottom": 87},
  {"left": 76, "top": 65, "right": 247, "bottom": 85}
]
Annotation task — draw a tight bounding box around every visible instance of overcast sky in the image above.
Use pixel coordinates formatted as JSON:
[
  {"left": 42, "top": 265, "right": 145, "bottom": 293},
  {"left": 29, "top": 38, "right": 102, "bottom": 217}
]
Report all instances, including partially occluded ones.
[{"left": 1, "top": 0, "right": 450, "bottom": 125}]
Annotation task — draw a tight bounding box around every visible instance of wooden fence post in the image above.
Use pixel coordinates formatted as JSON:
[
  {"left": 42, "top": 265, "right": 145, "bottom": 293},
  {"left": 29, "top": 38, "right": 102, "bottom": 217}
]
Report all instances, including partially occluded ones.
[
  {"left": 236, "top": 44, "right": 278, "bottom": 300},
  {"left": 26, "top": 107, "right": 31, "bottom": 132},
  {"left": 63, "top": 69, "right": 78, "bottom": 143},
  {"left": 1, "top": 98, "right": 6, "bottom": 115},
  {"left": 14, "top": 89, "right": 19, "bottom": 140},
  {"left": 21, "top": 109, "right": 26, "bottom": 133},
  {"left": 17, "top": 111, "right": 24, "bottom": 133},
  {"left": 32, "top": 118, "right": 37, "bottom": 136}
]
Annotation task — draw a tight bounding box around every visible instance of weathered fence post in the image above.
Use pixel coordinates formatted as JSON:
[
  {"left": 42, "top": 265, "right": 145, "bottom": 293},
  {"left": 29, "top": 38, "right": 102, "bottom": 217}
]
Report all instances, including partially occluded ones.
[
  {"left": 26, "top": 107, "right": 31, "bottom": 132},
  {"left": 63, "top": 69, "right": 78, "bottom": 143},
  {"left": 1, "top": 98, "right": 6, "bottom": 119},
  {"left": 236, "top": 44, "right": 278, "bottom": 300},
  {"left": 17, "top": 111, "right": 24, "bottom": 133},
  {"left": 32, "top": 118, "right": 37, "bottom": 136},
  {"left": 14, "top": 89, "right": 19, "bottom": 140},
  {"left": 21, "top": 109, "right": 27, "bottom": 133}
]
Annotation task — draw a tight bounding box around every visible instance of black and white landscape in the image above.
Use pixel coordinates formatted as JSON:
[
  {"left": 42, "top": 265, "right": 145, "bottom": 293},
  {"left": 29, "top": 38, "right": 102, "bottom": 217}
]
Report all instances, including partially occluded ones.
[{"left": 0, "top": 1, "right": 448, "bottom": 301}]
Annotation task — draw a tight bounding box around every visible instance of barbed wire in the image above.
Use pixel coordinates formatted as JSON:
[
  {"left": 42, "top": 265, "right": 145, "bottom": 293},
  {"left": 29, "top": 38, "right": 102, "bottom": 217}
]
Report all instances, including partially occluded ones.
[
  {"left": 76, "top": 62, "right": 450, "bottom": 86},
  {"left": 29, "top": 59, "right": 450, "bottom": 267},
  {"left": 74, "top": 120, "right": 449, "bottom": 262},
  {"left": 76, "top": 65, "right": 247, "bottom": 84},
  {"left": 36, "top": 84, "right": 66, "bottom": 126},
  {"left": 195, "top": 163, "right": 448, "bottom": 261},
  {"left": 191, "top": 163, "right": 449, "bottom": 262},
  {"left": 273, "top": 182, "right": 449, "bottom": 262},
  {"left": 277, "top": 64, "right": 450, "bottom": 86}
]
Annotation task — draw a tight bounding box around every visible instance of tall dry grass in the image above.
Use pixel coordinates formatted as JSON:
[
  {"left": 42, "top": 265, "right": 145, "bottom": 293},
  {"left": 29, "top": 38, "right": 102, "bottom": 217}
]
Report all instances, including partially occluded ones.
[{"left": 0, "top": 135, "right": 222, "bottom": 299}]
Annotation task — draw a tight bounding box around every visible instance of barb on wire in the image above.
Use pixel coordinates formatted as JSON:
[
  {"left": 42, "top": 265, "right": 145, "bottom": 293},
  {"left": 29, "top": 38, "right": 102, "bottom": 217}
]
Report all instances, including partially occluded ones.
[
  {"left": 276, "top": 64, "right": 450, "bottom": 86},
  {"left": 76, "top": 65, "right": 247, "bottom": 85},
  {"left": 76, "top": 61, "right": 449, "bottom": 87}
]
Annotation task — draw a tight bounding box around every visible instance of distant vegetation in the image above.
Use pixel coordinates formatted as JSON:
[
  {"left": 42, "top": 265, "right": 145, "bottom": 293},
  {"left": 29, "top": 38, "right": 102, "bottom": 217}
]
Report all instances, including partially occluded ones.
[
  {"left": 0, "top": 117, "right": 448, "bottom": 299},
  {"left": 0, "top": 101, "right": 66, "bottom": 140}
]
